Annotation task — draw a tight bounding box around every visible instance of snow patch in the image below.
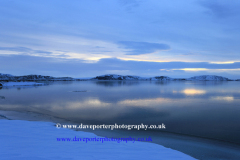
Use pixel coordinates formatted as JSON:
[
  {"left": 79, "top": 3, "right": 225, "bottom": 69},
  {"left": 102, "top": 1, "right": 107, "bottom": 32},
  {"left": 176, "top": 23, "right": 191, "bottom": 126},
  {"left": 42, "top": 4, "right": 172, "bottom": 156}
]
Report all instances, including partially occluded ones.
[{"left": 0, "top": 119, "right": 196, "bottom": 160}]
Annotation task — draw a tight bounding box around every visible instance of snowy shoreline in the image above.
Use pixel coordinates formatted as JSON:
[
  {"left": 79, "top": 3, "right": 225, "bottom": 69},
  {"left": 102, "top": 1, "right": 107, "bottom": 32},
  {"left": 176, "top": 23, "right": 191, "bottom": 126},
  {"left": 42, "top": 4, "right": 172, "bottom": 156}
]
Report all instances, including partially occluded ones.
[
  {"left": 1, "top": 110, "right": 240, "bottom": 159},
  {"left": 0, "top": 119, "right": 196, "bottom": 160}
]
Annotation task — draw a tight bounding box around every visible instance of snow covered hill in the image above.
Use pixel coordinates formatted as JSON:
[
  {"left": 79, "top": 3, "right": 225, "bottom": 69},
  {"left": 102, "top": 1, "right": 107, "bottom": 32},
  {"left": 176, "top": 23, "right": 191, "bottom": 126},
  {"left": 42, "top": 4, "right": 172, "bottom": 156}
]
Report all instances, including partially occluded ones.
[
  {"left": 92, "top": 74, "right": 142, "bottom": 80},
  {"left": 0, "top": 73, "right": 14, "bottom": 81},
  {"left": 92, "top": 74, "right": 233, "bottom": 81},
  {"left": 0, "top": 73, "right": 238, "bottom": 82},
  {"left": 0, "top": 73, "right": 75, "bottom": 82},
  {"left": 92, "top": 74, "right": 176, "bottom": 81},
  {"left": 187, "top": 75, "right": 232, "bottom": 81}
]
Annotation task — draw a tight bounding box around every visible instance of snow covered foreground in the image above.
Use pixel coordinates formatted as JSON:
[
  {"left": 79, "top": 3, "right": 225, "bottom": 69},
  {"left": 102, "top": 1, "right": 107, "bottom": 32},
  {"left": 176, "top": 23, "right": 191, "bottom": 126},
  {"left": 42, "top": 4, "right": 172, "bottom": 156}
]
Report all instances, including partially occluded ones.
[{"left": 0, "top": 120, "right": 196, "bottom": 160}]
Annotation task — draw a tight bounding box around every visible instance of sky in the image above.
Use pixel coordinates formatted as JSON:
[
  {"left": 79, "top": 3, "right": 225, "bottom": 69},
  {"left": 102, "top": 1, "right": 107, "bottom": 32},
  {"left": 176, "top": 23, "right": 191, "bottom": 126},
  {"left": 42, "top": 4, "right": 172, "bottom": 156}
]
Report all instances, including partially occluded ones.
[{"left": 0, "top": 0, "right": 240, "bottom": 78}]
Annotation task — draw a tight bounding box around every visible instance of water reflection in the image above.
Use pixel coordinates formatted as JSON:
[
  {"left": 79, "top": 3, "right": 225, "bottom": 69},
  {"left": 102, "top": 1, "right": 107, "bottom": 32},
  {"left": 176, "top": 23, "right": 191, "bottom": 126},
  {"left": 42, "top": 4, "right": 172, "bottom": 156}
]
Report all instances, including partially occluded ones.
[
  {"left": 0, "top": 96, "right": 5, "bottom": 99},
  {"left": 172, "top": 89, "right": 207, "bottom": 95},
  {"left": 0, "top": 81, "right": 240, "bottom": 144},
  {"left": 210, "top": 96, "right": 234, "bottom": 101},
  {"left": 95, "top": 81, "right": 140, "bottom": 87},
  {"left": 118, "top": 98, "right": 173, "bottom": 107},
  {"left": 181, "top": 89, "right": 206, "bottom": 95}
]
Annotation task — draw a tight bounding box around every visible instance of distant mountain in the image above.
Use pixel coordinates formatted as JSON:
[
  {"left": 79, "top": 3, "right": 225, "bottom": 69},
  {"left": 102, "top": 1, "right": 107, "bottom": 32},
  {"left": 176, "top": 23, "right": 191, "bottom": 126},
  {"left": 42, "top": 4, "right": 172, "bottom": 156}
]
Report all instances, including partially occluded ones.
[
  {"left": 0, "top": 73, "right": 14, "bottom": 81},
  {"left": 92, "top": 74, "right": 142, "bottom": 80},
  {"left": 187, "top": 75, "right": 232, "bottom": 81},
  {"left": 0, "top": 73, "right": 77, "bottom": 82},
  {"left": 92, "top": 74, "right": 177, "bottom": 81},
  {"left": 0, "top": 73, "right": 238, "bottom": 82},
  {"left": 92, "top": 74, "right": 234, "bottom": 81}
]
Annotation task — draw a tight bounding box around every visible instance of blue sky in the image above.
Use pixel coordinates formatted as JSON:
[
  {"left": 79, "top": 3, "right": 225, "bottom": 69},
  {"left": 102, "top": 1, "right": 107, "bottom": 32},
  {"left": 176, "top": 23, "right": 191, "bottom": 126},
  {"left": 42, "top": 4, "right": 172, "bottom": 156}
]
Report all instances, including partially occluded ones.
[{"left": 0, "top": 0, "right": 240, "bottom": 78}]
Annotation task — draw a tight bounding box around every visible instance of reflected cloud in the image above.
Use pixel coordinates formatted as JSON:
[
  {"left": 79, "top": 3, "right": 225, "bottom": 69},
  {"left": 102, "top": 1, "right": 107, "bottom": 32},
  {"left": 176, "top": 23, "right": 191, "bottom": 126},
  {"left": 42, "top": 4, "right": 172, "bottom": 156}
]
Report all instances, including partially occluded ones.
[
  {"left": 172, "top": 90, "right": 178, "bottom": 93},
  {"left": 118, "top": 98, "right": 172, "bottom": 107},
  {"left": 56, "top": 97, "right": 174, "bottom": 110},
  {"left": 65, "top": 99, "right": 111, "bottom": 109},
  {"left": 210, "top": 96, "right": 234, "bottom": 101},
  {"left": 172, "top": 89, "right": 206, "bottom": 95},
  {"left": 181, "top": 89, "right": 206, "bottom": 95}
]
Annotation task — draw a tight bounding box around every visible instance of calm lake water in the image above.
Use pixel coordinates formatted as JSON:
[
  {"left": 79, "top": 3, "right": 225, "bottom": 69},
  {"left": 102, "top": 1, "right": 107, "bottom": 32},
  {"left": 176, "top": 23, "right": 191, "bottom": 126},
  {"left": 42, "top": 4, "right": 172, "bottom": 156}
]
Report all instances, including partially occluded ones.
[{"left": 0, "top": 81, "right": 240, "bottom": 144}]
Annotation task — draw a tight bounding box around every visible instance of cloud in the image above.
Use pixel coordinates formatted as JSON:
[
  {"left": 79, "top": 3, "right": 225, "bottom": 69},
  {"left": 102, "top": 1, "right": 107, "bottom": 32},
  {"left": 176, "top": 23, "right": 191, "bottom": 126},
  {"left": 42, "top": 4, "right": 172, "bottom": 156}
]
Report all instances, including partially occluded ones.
[
  {"left": 1, "top": 0, "right": 240, "bottom": 76},
  {"left": 200, "top": 1, "right": 240, "bottom": 18},
  {"left": 1, "top": 0, "right": 240, "bottom": 62},
  {"left": 0, "top": 46, "right": 52, "bottom": 55},
  {"left": 118, "top": 41, "right": 170, "bottom": 55},
  {"left": 118, "top": 0, "right": 141, "bottom": 13},
  {"left": 1, "top": 55, "right": 240, "bottom": 78}
]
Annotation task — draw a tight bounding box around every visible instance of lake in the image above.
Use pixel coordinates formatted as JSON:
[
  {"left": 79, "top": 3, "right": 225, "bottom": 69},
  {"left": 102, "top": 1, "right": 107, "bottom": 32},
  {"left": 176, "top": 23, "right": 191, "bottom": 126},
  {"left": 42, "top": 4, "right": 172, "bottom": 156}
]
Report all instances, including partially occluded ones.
[{"left": 0, "top": 80, "right": 240, "bottom": 144}]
